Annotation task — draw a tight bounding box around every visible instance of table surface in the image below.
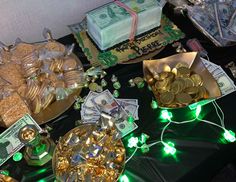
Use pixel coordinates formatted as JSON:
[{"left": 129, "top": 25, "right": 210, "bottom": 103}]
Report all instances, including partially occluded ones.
[{"left": 1, "top": 4, "right": 236, "bottom": 182}]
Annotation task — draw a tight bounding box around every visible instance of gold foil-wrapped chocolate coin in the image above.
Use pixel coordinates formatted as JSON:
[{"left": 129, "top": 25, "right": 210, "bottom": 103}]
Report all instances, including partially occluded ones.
[
  {"left": 146, "top": 62, "right": 209, "bottom": 108},
  {"left": 177, "top": 67, "right": 191, "bottom": 77},
  {"left": 190, "top": 74, "right": 203, "bottom": 86},
  {"left": 0, "top": 174, "right": 17, "bottom": 182}
]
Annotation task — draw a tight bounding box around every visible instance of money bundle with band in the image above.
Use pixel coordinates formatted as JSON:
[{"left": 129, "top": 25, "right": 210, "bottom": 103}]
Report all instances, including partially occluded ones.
[
  {"left": 86, "top": 0, "right": 165, "bottom": 50},
  {"left": 187, "top": 0, "right": 236, "bottom": 47}
]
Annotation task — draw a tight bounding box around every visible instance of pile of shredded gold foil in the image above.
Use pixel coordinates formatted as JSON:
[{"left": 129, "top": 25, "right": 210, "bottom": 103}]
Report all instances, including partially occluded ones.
[{"left": 53, "top": 115, "right": 125, "bottom": 182}]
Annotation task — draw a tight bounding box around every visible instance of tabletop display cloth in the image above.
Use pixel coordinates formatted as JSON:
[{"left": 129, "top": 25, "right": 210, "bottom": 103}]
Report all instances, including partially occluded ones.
[{"left": 69, "top": 15, "right": 185, "bottom": 68}]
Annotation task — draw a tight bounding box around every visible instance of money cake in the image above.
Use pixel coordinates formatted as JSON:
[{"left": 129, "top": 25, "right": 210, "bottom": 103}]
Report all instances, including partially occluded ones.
[{"left": 86, "top": 0, "right": 163, "bottom": 50}]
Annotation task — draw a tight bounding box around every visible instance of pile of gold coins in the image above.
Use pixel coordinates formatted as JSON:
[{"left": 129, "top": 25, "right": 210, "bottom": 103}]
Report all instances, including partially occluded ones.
[
  {"left": 53, "top": 124, "right": 125, "bottom": 182},
  {"left": 147, "top": 63, "right": 209, "bottom": 108}
]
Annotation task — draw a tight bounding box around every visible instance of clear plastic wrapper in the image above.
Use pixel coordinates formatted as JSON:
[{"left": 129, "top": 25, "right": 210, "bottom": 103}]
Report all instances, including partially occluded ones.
[
  {"left": 55, "top": 87, "right": 69, "bottom": 101},
  {"left": 62, "top": 55, "right": 78, "bottom": 71},
  {"left": 0, "top": 29, "right": 84, "bottom": 126},
  {"left": 10, "top": 38, "right": 36, "bottom": 64},
  {"left": 21, "top": 52, "right": 41, "bottom": 78},
  {"left": 64, "top": 70, "right": 85, "bottom": 89},
  {"left": 0, "top": 42, "right": 10, "bottom": 64}
]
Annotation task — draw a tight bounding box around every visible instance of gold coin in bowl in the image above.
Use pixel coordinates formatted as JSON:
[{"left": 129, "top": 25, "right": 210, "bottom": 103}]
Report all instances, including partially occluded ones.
[
  {"left": 176, "top": 93, "right": 192, "bottom": 104},
  {"left": 190, "top": 74, "right": 203, "bottom": 86}
]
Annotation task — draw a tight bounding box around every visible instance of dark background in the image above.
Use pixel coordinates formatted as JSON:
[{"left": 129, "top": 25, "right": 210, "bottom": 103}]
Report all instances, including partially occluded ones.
[{"left": 1, "top": 4, "right": 236, "bottom": 182}]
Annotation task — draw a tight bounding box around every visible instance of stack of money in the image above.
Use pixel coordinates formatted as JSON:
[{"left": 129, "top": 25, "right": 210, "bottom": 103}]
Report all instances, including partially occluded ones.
[
  {"left": 80, "top": 90, "right": 139, "bottom": 138},
  {"left": 148, "top": 63, "right": 209, "bottom": 108},
  {"left": 202, "top": 58, "right": 236, "bottom": 97},
  {"left": 86, "top": 0, "right": 165, "bottom": 50},
  {"left": 187, "top": 1, "right": 236, "bottom": 46}
]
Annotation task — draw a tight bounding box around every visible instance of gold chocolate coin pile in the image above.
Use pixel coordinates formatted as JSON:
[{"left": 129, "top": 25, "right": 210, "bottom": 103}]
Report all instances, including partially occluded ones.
[
  {"left": 148, "top": 63, "right": 209, "bottom": 108},
  {"left": 53, "top": 124, "right": 125, "bottom": 182},
  {"left": 0, "top": 40, "right": 83, "bottom": 117}
]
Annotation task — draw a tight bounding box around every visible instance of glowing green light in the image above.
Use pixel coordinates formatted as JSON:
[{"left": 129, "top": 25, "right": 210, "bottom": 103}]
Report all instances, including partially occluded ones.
[
  {"left": 13, "top": 152, "right": 23, "bottom": 162},
  {"left": 140, "top": 133, "right": 149, "bottom": 144},
  {"left": 151, "top": 100, "right": 158, "bottom": 109},
  {"left": 160, "top": 110, "right": 173, "bottom": 121},
  {"left": 163, "top": 142, "right": 176, "bottom": 155},
  {"left": 0, "top": 170, "right": 9, "bottom": 176},
  {"left": 127, "top": 137, "right": 139, "bottom": 148},
  {"left": 195, "top": 105, "right": 201, "bottom": 118},
  {"left": 223, "top": 130, "right": 236, "bottom": 142},
  {"left": 127, "top": 115, "right": 135, "bottom": 123},
  {"left": 37, "top": 179, "right": 47, "bottom": 182},
  {"left": 119, "top": 174, "right": 129, "bottom": 182},
  {"left": 141, "top": 144, "right": 150, "bottom": 153}
]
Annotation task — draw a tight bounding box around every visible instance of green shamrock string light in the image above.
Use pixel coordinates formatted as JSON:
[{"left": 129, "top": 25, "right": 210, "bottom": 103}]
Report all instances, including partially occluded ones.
[
  {"left": 223, "top": 130, "right": 236, "bottom": 142},
  {"left": 119, "top": 174, "right": 129, "bottom": 182},
  {"left": 127, "top": 137, "right": 139, "bottom": 148},
  {"left": 125, "top": 101, "right": 236, "bottom": 167},
  {"left": 12, "top": 152, "right": 23, "bottom": 162},
  {"left": 163, "top": 142, "right": 176, "bottom": 155},
  {"left": 160, "top": 110, "right": 173, "bottom": 121}
]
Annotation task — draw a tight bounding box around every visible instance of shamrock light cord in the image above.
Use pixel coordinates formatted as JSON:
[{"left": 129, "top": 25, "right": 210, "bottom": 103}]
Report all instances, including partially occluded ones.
[
  {"left": 125, "top": 101, "right": 236, "bottom": 165},
  {"left": 212, "top": 100, "right": 225, "bottom": 128}
]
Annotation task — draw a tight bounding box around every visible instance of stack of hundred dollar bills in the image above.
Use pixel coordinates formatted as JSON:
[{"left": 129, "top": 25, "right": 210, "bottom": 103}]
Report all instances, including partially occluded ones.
[
  {"left": 187, "top": 0, "right": 236, "bottom": 47},
  {"left": 80, "top": 90, "right": 139, "bottom": 138},
  {"left": 86, "top": 0, "right": 166, "bottom": 50}
]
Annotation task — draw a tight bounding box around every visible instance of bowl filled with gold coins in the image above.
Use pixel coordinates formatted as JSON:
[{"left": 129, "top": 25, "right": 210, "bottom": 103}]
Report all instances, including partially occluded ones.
[{"left": 143, "top": 52, "right": 221, "bottom": 109}]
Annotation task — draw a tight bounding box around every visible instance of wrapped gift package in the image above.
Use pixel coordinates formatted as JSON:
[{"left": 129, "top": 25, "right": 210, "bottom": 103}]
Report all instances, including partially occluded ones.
[{"left": 86, "top": 0, "right": 164, "bottom": 50}]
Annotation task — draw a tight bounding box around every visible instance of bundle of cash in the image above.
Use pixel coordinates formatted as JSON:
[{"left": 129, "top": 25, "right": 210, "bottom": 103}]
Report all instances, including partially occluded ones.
[
  {"left": 0, "top": 114, "right": 42, "bottom": 166},
  {"left": 187, "top": 0, "right": 236, "bottom": 46},
  {"left": 80, "top": 90, "right": 138, "bottom": 137},
  {"left": 201, "top": 58, "right": 236, "bottom": 97},
  {"left": 86, "top": 0, "right": 165, "bottom": 50}
]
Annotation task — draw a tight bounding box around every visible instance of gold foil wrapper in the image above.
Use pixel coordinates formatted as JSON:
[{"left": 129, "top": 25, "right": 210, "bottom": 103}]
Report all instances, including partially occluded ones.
[
  {"left": 52, "top": 123, "right": 125, "bottom": 182},
  {"left": 0, "top": 174, "right": 18, "bottom": 182},
  {"left": 143, "top": 52, "right": 221, "bottom": 109}
]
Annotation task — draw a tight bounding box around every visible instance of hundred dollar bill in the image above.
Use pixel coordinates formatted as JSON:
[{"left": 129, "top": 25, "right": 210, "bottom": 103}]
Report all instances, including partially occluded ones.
[
  {"left": 187, "top": 5, "right": 229, "bottom": 46},
  {"left": 92, "top": 90, "right": 138, "bottom": 137},
  {"left": 228, "top": 10, "right": 236, "bottom": 34},
  {"left": 202, "top": 58, "right": 236, "bottom": 97},
  {"left": 116, "top": 99, "right": 138, "bottom": 105},
  {"left": 214, "top": 3, "right": 236, "bottom": 41},
  {"left": 82, "top": 91, "right": 99, "bottom": 113},
  {"left": 0, "top": 114, "right": 42, "bottom": 166},
  {"left": 117, "top": 99, "right": 139, "bottom": 120},
  {"left": 68, "top": 19, "right": 87, "bottom": 33},
  {"left": 215, "top": 72, "right": 236, "bottom": 96}
]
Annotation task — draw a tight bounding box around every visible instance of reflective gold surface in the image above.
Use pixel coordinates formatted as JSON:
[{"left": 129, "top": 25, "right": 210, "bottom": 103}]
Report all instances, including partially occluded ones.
[
  {"left": 52, "top": 124, "right": 126, "bottom": 182},
  {"left": 143, "top": 52, "right": 221, "bottom": 109},
  {"left": 32, "top": 53, "right": 83, "bottom": 125},
  {"left": 0, "top": 174, "right": 18, "bottom": 182}
]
